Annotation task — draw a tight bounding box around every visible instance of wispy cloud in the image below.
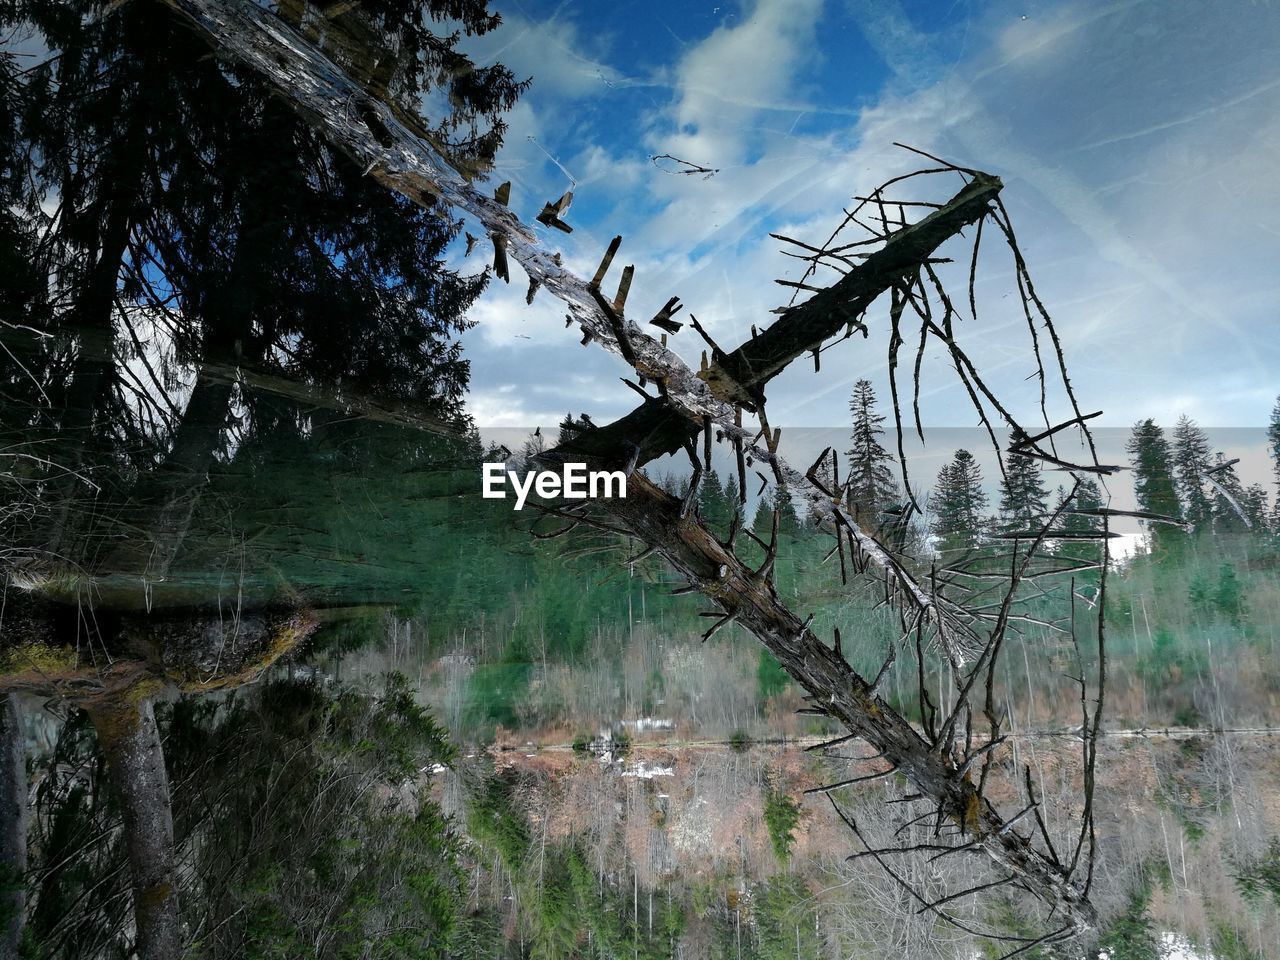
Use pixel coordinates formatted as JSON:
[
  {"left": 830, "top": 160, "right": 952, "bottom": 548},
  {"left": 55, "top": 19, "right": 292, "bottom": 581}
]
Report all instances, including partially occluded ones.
[{"left": 452, "top": 0, "right": 1280, "bottom": 442}]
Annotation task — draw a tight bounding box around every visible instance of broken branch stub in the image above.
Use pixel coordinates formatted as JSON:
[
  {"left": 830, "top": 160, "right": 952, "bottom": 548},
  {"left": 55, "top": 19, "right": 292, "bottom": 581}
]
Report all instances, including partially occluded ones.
[
  {"left": 158, "top": 0, "right": 1104, "bottom": 939},
  {"left": 705, "top": 174, "right": 1002, "bottom": 406},
  {"left": 582, "top": 471, "right": 1099, "bottom": 934},
  {"left": 158, "top": 0, "right": 990, "bottom": 674}
]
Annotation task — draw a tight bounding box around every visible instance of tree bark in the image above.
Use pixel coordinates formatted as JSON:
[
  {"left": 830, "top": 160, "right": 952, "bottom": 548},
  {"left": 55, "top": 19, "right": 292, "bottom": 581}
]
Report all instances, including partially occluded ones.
[
  {"left": 586, "top": 471, "right": 1098, "bottom": 933},
  {"left": 0, "top": 693, "right": 26, "bottom": 959},
  {"left": 158, "top": 0, "right": 987, "bottom": 664},
  {"left": 44, "top": 114, "right": 149, "bottom": 561},
  {"left": 86, "top": 695, "right": 181, "bottom": 960},
  {"left": 155, "top": 0, "right": 1098, "bottom": 934}
]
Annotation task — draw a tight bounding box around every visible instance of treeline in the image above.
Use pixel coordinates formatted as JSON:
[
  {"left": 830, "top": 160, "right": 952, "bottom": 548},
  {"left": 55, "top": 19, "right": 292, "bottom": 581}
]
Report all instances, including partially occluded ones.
[{"left": 394, "top": 385, "right": 1280, "bottom": 740}]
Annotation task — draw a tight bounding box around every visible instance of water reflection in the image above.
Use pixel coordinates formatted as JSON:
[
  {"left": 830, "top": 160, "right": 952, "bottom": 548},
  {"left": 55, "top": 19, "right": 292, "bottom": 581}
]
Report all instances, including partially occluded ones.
[{"left": 5, "top": 0, "right": 1280, "bottom": 957}]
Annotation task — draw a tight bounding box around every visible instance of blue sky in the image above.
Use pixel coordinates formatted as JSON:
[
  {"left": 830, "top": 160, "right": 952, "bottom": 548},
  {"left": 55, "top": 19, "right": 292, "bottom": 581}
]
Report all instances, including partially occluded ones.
[{"left": 451, "top": 0, "right": 1280, "bottom": 459}]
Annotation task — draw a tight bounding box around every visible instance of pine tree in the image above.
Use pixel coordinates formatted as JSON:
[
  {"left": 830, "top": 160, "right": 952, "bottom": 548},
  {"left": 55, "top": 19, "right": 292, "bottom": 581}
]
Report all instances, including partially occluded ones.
[
  {"left": 931, "top": 450, "right": 988, "bottom": 551},
  {"left": 845, "top": 379, "right": 897, "bottom": 525},
  {"left": 1268, "top": 395, "right": 1280, "bottom": 517},
  {"left": 5, "top": 0, "right": 525, "bottom": 463},
  {"left": 1061, "top": 478, "right": 1103, "bottom": 529},
  {"left": 1126, "top": 420, "right": 1183, "bottom": 554},
  {"left": 776, "top": 484, "right": 802, "bottom": 538},
  {"left": 1241, "top": 483, "right": 1270, "bottom": 532},
  {"left": 698, "top": 469, "right": 731, "bottom": 534},
  {"left": 1207, "top": 452, "right": 1250, "bottom": 535},
  {"left": 997, "top": 453, "right": 1048, "bottom": 532},
  {"left": 1058, "top": 479, "right": 1104, "bottom": 567},
  {"left": 1171, "top": 416, "right": 1213, "bottom": 529},
  {"left": 723, "top": 474, "right": 745, "bottom": 532},
  {"left": 752, "top": 487, "right": 777, "bottom": 541},
  {"left": 750, "top": 484, "right": 802, "bottom": 543}
]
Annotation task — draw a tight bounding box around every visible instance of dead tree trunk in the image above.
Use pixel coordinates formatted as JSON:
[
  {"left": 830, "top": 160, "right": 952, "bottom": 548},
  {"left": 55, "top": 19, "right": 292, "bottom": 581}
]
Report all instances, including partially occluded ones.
[
  {"left": 155, "top": 0, "right": 1106, "bottom": 940},
  {"left": 0, "top": 693, "right": 25, "bottom": 958},
  {"left": 580, "top": 470, "right": 1098, "bottom": 930},
  {"left": 86, "top": 694, "right": 181, "bottom": 960},
  {"left": 159, "top": 0, "right": 998, "bottom": 665}
]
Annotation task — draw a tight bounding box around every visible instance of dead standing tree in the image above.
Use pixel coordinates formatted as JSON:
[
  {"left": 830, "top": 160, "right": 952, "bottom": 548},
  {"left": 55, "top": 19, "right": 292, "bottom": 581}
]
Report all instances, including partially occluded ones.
[{"left": 157, "top": 0, "right": 1123, "bottom": 949}]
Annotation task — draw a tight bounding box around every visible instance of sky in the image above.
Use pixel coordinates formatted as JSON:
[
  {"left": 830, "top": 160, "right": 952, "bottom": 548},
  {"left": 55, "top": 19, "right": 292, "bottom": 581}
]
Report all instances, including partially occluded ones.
[{"left": 448, "top": 0, "right": 1280, "bottom": 447}]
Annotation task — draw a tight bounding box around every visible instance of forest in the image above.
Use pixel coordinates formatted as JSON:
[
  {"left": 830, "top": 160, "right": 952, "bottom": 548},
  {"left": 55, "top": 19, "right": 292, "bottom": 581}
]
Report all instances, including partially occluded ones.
[{"left": 3, "top": 1, "right": 1280, "bottom": 959}]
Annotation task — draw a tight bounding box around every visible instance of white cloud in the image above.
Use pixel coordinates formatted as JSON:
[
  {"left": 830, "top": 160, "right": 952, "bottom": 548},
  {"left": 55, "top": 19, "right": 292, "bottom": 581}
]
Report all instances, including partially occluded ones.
[
  {"left": 455, "top": 0, "right": 1280, "bottom": 446},
  {"left": 656, "top": 0, "right": 824, "bottom": 165},
  {"left": 465, "top": 9, "right": 624, "bottom": 100}
]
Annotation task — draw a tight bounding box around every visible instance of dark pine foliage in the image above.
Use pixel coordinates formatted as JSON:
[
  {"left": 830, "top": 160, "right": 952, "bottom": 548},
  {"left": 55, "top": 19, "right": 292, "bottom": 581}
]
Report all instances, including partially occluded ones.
[
  {"left": 1, "top": 0, "right": 525, "bottom": 483},
  {"left": 931, "top": 449, "right": 987, "bottom": 551},
  {"left": 845, "top": 379, "right": 898, "bottom": 527},
  {"left": 1126, "top": 419, "right": 1184, "bottom": 555},
  {"left": 1171, "top": 415, "right": 1213, "bottom": 530},
  {"left": 997, "top": 452, "right": 1048, "bottom": 533}
]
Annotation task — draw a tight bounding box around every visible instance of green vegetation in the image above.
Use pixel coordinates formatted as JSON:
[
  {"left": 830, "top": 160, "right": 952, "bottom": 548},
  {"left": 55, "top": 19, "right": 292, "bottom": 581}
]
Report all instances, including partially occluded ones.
[
  {"left": 461, "top": 775, "right": 684, "bottom": 960},
  {"left": 1236, "top": 838, "right": 1280, "bottom": 906},
  {"left": 1094, "top": 868, "right": 1161, "bottom": 960},
  {"left": 24, "top": 674, "right": 467, "bottom": 960},
  {"left": 756, "top": 649, "right": 793, "bottom": 701},
  {"left": 763, "top": 792, "right": 803, "bottom": 863}
]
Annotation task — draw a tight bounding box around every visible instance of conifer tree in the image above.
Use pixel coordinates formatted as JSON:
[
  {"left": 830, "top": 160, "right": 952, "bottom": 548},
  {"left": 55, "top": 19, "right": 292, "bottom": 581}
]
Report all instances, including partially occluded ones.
[
  {"left": 1126, "top": 419, "right": 1183, "bottom": 554},
  {"left": 752, "top": 487, "right": 777, "bottom": 544},
  {"left": 775, "top": 484, "right": 802, "bottom": 538},
  {"left": 931, "top": 449, "right": 988, "bottom": 551},
  {"left": 1241, "top": 483, "right": 1270, "bottom": 532},
  {"left": 698, "top": 469, "right": 731, "bottom": 534},
  {"left": 4, "top": 0, "right": 526, "bottom": 474},
  {"left": 1, "top": 6, "right": 525, "bottom": 953},
  {"left": 1171, "top": 415, "right": 1213, "bottom": 529},
  {"left": 723, "top": 474, "right": 744, "bottom": 532},
  {"left": 997, "top": 453, "right": 1048, "bottom": 532},
  {"left": 1058, "top": 479, "right": 1104, "bottom": 567},
  {"left": 750, "top": 483, "right": 802, "bottom": 544},
  {"left": 845, "top": 379, "right": 897, "bottom": 525},
  {"left": 1268, "top": 395, "right": 1280, "bottom": 514},
  {"left": 1207, "top": 452, "right": 1250, "bottom": 535}
]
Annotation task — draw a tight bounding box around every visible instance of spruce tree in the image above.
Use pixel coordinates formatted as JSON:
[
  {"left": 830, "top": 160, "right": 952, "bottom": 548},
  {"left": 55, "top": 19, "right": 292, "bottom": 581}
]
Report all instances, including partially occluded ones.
[
  {"left": 1058, "top": 478, "right": 1104, "bottom": 567},
  {"left": 752, "top": 487, "right": 778, "bottom": 544},
  {"left": 750, "top": 484, "right": 802, "bottom": 542},
  {"left": 1269, "top": 395, "right": 1280, "bottom": 515},
  {"left": 1125, "top": 420, "right": 1183, "bottom": 554},
  {"left": 4, "top": 0, "right": 528, "bottom": 574},
  {"left": 1171, "top": 415, "right": 1213, "bottom": 530},
  {"left": 1241, "top": 483, "right": 1270, "bottom": 532},
  {"left": 776, "top": 484, "right": 802, "bottom": 538},
  {"left": 997, "top": 453, "right": 1048, "bottom": 532},
  {"left": 845, "top": 379, "right": 897, "bottom": 525},
  {"left": 723, "top": 474, "right": 745, "bottom": 532},
  {"left": 5, "top": 0, "right": 525, "bottom": 471},
  {"left": 931, "top": 449, "right": 988, "bottom": 551},
  {"left": 1207, "top": 452, "right": 1250, "bottom": 535},
  {"left": 698, "top": 468, "right": 731, "bottom": 534}
]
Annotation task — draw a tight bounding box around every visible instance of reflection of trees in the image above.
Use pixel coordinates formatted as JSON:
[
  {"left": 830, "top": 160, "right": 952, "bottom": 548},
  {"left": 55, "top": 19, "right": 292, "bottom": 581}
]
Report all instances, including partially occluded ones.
[
  {"left": 24, "top": 675, "right": 462, "bottom": 959},
  {"left": 152, "top": 0, "right": 1127, "bottom": 946},
  {"left": 1, "top": 0, "right": 521, "bottom": 592},
  {"left": 1, "top": 1, "right": 524, "bottom": 955}
]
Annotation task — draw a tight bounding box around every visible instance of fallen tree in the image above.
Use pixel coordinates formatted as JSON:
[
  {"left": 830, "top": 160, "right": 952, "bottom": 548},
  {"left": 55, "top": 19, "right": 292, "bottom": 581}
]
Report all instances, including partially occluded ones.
[{"left": 153, "top": 0, "right": 1129, "bottom": 947}]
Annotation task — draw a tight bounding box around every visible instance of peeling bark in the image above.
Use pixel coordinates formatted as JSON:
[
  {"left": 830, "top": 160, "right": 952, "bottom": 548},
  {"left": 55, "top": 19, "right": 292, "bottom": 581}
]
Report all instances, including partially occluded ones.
[
  {"left": 153, "top": 0, "right": 1100, "bottom": 936},
  {"left": 158, "top": 0, "right": 991, "bottom": 666},
  {"left": 582, "top": 470, "right": 1099, "bottom": 933}
]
